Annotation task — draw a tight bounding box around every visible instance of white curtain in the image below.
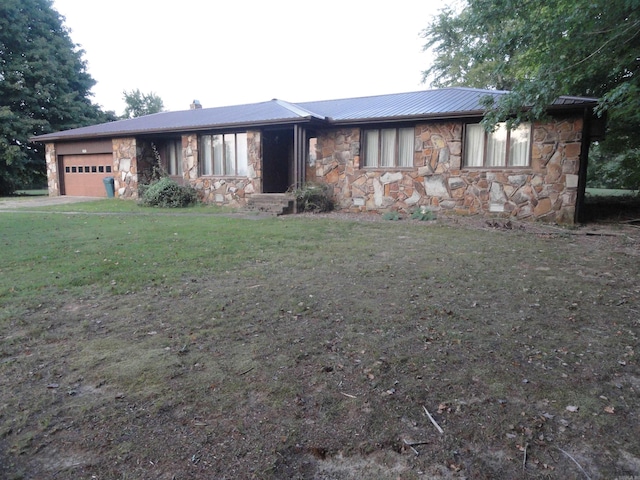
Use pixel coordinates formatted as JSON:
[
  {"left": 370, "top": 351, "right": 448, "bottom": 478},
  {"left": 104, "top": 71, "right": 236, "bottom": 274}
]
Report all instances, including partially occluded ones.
[
  {"left": 202, "top": 135, "right": 213, "bottom": 176},
  {"left": 509, "top": 123, "right": 531, "bottom": 166},
  {"left": 168, "top": 141, "right": 180, "bottom": 176},
  {"left": 224, "top": 134, "right": 236, "bottom": 175},
  {"left": 236, "top": 133, "right": 248, "bottom": 176},
  {"left": 364, "top": 130, "right": 379, "bottom": 167},
  {"left": 380, "top": 129, "right": 395, "bottom": 167},
  {"left": 398, "top": 128, "right": 414, "bottom": 167},
  {"left": 464, "top": 124, "right": 484, "bottom": 167},
  {"left": 213, "top": 135, "right": 224, "bottom": 175},
  {"left": 487, "top": 123, "right": 507, "bottom": 167}
]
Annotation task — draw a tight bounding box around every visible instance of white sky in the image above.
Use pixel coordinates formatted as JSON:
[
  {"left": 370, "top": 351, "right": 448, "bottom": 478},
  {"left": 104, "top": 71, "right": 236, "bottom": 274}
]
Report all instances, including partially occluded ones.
[{"left": 52, "top": 0, "right": 447, "bottom": 115}]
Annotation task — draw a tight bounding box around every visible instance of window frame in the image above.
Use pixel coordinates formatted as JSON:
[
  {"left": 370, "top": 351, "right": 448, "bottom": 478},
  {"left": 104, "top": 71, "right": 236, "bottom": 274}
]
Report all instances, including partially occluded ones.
[
  {"left": 463, "top": 121, "right": 532, "bottom": 168},
  {"left": 200, "top": 132, "right": 248, "bottom": 177},
  {"left": 363, "top": 126, "right": 415, "bottom": 169}
]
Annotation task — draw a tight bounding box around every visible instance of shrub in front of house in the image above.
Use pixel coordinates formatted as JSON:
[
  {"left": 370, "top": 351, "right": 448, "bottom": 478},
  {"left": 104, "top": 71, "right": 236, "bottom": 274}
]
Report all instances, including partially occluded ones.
[
  {"left": 139, "top": 177, "right": 198, "bottom": 208},
  {"left": 411, "top": 206, "right": 437, "bottom": 221},
  {"left": 292, "top": 183, "right": 334, "bottom": 213}
]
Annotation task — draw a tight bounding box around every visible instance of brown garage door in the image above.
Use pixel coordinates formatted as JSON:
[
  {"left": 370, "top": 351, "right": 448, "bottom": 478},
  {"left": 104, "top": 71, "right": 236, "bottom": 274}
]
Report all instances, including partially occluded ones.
[{"left": 61, "top": 154, "right": 114, "bottom": 197}]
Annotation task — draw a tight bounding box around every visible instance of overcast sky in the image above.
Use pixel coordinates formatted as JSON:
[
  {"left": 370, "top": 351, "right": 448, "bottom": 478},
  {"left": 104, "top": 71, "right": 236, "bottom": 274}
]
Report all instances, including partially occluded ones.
[{"left": 52, "top": 0, "right": 447, "bottom": 115}]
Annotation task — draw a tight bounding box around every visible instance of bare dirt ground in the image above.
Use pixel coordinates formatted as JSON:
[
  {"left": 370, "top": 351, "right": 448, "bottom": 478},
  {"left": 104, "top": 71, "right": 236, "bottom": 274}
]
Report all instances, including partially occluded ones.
[{"left": 1, "top": 210, "right": 639, "bottom": 479}]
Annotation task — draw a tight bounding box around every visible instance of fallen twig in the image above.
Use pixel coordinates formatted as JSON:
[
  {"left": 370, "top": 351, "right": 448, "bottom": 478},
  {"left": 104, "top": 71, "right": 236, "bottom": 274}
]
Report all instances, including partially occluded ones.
[
  {"left": 403, "top": 439, "right": 420, "bottom": 455},
  {"left": 422, "top": 405, "right": 444, "bottom": 434},
  {"left": 404, "top": 440, "right": 430, "bottom": 447},
  {"left": 340, "top": 392, "right": 357, "bottom": 398},
  {"left": 238, "top": 367, "right": 254, "bottom": 376},
  {"left": 523, "top": 442, "right": 528, "bottom": 473},
  {"left": 556, "top": 446, "right": 592, "bottom": 480}
]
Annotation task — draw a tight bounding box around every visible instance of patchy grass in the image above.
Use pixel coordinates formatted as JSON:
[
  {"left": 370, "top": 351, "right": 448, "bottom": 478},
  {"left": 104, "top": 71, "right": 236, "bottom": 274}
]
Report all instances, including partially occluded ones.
[
  {"left": 0, "top": 210, "right": 639, "bottom": 479},
  {"left": 31, "top": 198, "right": 234, "bottom": 214}
]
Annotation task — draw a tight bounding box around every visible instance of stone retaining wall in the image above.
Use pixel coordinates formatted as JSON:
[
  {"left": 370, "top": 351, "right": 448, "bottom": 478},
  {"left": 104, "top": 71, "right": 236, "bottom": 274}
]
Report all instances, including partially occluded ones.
[{"left": 313, "top": 117, "right": 584, "bottom": 223}]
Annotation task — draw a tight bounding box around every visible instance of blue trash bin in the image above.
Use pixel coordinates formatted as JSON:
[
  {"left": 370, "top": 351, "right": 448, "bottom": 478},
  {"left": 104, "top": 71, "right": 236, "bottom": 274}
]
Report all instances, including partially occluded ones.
[{"left": 103, "top": 177, "right": 115, "bottom": 198}]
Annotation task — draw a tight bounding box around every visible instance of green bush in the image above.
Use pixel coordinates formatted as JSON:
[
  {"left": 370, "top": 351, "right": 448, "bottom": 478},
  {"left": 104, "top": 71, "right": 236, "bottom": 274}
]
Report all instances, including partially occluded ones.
[
  {"left": 292, "top": 183, "right": 334, "bottom": 213},
  {"left": 411, "top": 207, "right": 437, "bottom": 221},
  {"left": 139, "top": 177, "right": 198, "bottom": 208},
  {"left": 382, "top": 211, "right": 401, "bottom": 221}
]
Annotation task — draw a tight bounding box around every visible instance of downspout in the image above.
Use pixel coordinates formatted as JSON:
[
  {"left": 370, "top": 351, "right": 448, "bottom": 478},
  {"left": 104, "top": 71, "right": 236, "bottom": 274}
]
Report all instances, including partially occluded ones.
[{"left": 574, "top": 107, "right": 592, "bottom": 224}]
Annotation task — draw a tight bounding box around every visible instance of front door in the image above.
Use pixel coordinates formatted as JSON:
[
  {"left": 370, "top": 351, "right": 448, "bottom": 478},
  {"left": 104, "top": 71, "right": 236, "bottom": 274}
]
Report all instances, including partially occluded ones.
[{"left": 262, "top": 129, "right": 293, "bottom": 193}]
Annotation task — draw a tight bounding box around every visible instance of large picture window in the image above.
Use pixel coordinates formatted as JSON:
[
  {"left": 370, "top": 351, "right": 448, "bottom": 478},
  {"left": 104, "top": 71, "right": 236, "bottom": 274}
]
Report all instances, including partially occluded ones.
[
  {"left": 464, "top": 122, "right": 531, "bottom": 167},
  {"left": 363, "top": 127, "right": 414, "bottom": 168},
  {"left": 201, "top": 133, "right": 248, "bottom": 176}
]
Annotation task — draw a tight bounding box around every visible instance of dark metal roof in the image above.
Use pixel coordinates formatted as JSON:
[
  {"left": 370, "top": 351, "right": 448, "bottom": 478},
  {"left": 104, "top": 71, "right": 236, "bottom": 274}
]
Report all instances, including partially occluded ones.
[
  {"left": 31, "top": 87, "right": 598, "bottom": 143},
  {"left": 32, "top": 99, "right": 325, "bottom": 142},
  {"left": 298, "top": 88, "right": 597, "bottom": 122},
  {"left": 297, "top": 88, "right": 506, "bottom": 121}
]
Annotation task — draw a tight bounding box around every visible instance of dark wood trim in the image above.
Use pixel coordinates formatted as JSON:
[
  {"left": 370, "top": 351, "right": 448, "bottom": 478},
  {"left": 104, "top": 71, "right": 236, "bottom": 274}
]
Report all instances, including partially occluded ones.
[{"left": 575, "top": 108, "right": 592, "bottom": 224}]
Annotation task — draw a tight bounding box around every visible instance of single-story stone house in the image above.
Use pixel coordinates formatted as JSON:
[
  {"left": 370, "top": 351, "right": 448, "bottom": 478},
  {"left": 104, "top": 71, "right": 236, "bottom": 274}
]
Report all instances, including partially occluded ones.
[{"left": 31, "top": 87, "right": 604, "bottom": 223}]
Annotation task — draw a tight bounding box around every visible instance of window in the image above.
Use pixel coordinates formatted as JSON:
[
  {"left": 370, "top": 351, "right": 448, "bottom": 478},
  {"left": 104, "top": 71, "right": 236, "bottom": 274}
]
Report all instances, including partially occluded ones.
[
  {"left": 200, "top": 133, "right": 248, "bottom": 176},
  {"left": 165, "top": 140, "right": 182, "bottom": 176},
  {"left": 464, "top": 122, "right": 531, "bottom": 167},
  {"left": 363, "top": 127, "right": 414, "bottom": 168}
]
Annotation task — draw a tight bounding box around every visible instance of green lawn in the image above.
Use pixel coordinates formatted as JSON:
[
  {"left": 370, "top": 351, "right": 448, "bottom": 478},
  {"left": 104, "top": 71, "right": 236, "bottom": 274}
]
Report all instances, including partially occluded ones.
[
  {"left": 585, "top": 187, "right": 639, "bottom": 197},
  {"left": 1, "top": 206, "right": 639, "bottom": 479}
]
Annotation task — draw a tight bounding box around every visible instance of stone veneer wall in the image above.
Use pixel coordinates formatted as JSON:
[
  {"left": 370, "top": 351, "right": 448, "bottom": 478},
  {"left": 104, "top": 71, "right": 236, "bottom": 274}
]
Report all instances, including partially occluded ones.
[
  {"left": 313, "top": 117, "right": 584, "bottom": 223},
  {"left": 45, "top": 143, "right": 59, "bottom": 196},
  {"left": 112, "top": 138, "right": 138, "bottom": 199},
  {"left": 188, "top": 131, "right": 261, "bottom": 206}
]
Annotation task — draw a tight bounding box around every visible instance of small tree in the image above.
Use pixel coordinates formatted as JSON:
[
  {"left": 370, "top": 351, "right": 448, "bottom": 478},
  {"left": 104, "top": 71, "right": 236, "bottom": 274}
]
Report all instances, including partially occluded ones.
[{"left": 122, "top": 89, "right": 165, "bottom": 118}]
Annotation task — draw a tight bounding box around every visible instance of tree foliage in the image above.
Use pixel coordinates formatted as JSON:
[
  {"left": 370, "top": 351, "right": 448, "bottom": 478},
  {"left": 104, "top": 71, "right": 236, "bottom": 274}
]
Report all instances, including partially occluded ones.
[
  {"left": 0, "top": 0, "right": 114, "bottom": 195},
  {"left": 422, "top": 0, "right": 640, "bottom": 188},
  {"left": 122, "top": 89, "right": 164, "bottom": 118}
]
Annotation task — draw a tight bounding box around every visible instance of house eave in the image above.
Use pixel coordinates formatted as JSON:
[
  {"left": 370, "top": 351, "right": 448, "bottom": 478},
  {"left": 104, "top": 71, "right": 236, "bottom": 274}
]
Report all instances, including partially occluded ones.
[{"left": 30, "top": 117, "right": 318, "bottom": 144}]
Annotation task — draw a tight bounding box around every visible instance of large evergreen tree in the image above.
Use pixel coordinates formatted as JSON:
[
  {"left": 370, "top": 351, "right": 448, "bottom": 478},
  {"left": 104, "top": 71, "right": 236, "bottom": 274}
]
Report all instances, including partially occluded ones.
[
  {"left": 0, "top": 0, "right": 114, "bottom": 194},
  {"left": 422, "top": 0, "right": 640, "bottom": 189}
]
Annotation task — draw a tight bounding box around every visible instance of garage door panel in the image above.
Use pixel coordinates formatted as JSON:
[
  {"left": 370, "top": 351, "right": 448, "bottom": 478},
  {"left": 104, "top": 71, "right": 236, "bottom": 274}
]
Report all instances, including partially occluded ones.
[{"left": 61, "top": 154, "right": 114, "bottom": 197}]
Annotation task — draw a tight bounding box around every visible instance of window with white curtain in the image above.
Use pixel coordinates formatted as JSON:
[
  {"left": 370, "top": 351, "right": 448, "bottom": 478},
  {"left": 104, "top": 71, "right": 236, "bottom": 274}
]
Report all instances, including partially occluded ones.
[
  {"left": 364, "top": 127, "right": 414, "bottom": 168},
  {"left": 464, "top": 122, "right": 531, "bottom": 167},
  {"left": 165, "top": 139, "right": 182, "bottom": 176},
  {"left": 200, "top": 132, "right": 248, "bottom": 176}
]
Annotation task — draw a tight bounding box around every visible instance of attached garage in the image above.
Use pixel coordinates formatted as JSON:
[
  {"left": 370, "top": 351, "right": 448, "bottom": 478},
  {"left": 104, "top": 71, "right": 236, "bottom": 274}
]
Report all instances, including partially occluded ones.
[
  {"left": 61, "top": 154, "right": 113, "bottom": 196},
  {"left": 53, "top": 140, "right": 115, "bottom": 197}
]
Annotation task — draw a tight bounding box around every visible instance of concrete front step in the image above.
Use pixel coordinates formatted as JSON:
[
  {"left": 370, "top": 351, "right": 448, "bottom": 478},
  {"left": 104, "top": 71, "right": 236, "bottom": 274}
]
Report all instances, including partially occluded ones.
[{"left": 246, "top": 193, "right": 294, "bottom": 216}]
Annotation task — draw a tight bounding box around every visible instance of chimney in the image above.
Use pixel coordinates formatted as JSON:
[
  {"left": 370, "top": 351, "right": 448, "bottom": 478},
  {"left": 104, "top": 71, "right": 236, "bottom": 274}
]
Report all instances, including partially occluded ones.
[{"left": 190, "top": 100, "right": 202, "bottom": 110}]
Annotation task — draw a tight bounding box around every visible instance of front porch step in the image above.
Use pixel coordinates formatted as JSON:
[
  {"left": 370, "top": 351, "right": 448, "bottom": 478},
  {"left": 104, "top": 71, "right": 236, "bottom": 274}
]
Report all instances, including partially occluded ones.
[{"left": 246, "top": 193, "right": 294, "bottom": 216}]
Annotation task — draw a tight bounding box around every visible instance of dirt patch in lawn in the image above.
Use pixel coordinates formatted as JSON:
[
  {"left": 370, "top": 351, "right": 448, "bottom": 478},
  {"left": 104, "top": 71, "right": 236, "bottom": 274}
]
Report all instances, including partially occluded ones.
[{"left": 1, "top": 215, "right": 639, "bottom": 479}]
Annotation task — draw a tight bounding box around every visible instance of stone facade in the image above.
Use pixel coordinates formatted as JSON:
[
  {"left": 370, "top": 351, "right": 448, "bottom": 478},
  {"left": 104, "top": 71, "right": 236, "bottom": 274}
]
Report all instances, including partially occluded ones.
[
  {"left": 112, "top": 138, "right": 138, "bottom": 199},
  {"left": 312, "top": 117, "right": 584, "bottom": 223},
  {"left": 47, "top": 115, "right": 584, "bottom": 223},
  {"left": 45, "top": 143, "right": 59, "bottom": 196}
]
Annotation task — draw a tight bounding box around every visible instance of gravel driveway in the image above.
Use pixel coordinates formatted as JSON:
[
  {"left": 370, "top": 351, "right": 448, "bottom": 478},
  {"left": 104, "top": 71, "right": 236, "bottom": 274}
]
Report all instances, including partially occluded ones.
[{"left": 0, "top": 195, "right": 98, "bottom": 210}]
